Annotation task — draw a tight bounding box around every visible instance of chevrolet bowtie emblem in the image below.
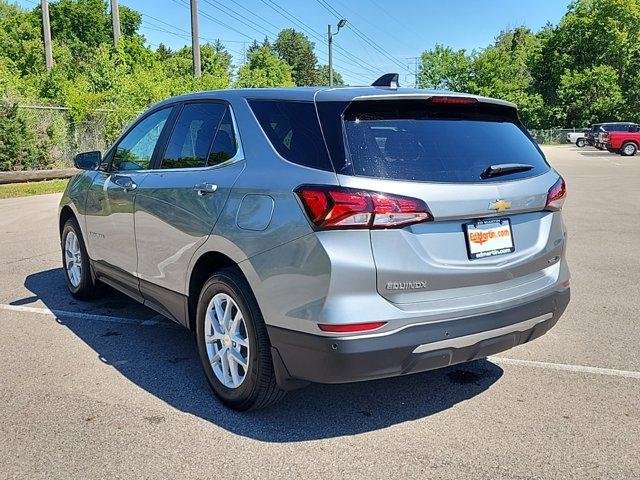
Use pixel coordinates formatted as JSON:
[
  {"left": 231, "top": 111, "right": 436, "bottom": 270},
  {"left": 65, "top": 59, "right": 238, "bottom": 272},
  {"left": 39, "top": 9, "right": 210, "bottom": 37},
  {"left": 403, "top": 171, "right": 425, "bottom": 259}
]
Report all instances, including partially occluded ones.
[{"left": 488, "top": 199, "right": 511, "bottom": 212}]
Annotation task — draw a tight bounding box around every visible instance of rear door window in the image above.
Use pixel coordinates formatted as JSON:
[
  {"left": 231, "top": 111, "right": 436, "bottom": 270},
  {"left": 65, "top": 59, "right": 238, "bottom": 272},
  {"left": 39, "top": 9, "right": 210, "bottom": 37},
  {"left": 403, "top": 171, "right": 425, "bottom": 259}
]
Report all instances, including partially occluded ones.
[
  {"left": 339, "top": 100, "right": 549, "bottom": 183},
  {"left": 161, "top": 103, "right": 227, "bottom": 169}
]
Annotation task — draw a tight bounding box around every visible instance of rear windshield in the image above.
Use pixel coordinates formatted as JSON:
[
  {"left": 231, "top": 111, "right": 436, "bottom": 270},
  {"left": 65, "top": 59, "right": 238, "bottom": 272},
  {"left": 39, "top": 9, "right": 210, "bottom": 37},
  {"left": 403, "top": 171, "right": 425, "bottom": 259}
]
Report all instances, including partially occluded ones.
[{"left": 334, "top": 100, "right": 549, "bottom": 183}]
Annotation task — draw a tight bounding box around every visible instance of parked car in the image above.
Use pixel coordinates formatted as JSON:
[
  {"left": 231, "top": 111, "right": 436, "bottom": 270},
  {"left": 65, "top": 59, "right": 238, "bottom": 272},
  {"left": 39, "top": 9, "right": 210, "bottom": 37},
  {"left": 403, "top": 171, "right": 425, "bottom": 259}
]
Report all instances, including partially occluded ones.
[
  {"left": 59, "top": 79, "right": 571, "bottom": 410},
  {"left": 595, "top": 122, "right": 637, "bottom": 149},
  {"left": 603, "top": 126, "right": 640, "bottom": 156},
  {"left": 566, "top": 131, "right": 587, "bottom": 147}
]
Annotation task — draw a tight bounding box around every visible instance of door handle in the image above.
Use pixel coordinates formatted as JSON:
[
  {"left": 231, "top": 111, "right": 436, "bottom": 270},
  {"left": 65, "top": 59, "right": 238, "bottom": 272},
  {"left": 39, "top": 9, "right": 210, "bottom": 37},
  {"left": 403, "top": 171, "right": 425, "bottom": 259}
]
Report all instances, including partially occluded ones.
[
  {"left": 112, "top": 175, "right": 137, "bottom": 192},
  {"left": 194, "top": 182, "right": 218, "bottom": 195}
]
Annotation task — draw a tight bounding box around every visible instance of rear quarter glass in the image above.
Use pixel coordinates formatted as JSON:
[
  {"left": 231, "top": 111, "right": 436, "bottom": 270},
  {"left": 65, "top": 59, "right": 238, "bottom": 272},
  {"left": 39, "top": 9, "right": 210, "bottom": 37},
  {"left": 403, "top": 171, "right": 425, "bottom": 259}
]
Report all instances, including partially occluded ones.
[{"left": 318, "top": 99, "right": 550, "bottom": 183}]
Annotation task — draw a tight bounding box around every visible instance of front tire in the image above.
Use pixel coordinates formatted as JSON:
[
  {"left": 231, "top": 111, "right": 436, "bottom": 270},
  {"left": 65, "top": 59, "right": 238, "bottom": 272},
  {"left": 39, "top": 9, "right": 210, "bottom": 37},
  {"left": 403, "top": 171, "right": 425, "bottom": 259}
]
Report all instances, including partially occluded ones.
[
  {"left": 195, "top": 268, "right": 285, "bottom": 411},
  {"left": 61, "top": 218, "right": 98, "bottom": 299},
  {"left": 576, "top": 138, "right": 586, "bottom": 148},
  {"left": 621, "top": 142, "right": 638, "bottom": 156}
]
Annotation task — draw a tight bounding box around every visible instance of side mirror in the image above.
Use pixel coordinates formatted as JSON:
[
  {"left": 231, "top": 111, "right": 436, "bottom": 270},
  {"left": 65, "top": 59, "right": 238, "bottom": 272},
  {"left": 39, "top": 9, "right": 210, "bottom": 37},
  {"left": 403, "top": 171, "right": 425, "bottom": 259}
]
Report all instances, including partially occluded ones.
[{"left": 74, "top": 151, "right": 102, "bottom": 170}]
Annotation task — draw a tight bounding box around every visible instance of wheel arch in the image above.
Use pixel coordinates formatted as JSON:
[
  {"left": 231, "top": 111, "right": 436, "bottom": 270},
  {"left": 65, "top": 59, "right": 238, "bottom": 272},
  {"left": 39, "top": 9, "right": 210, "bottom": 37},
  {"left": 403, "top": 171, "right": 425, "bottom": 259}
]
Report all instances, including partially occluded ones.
[
  {"left": 187, "top": 250, "right": 247, "bottom": 331},
  {"left": 59, "top": 204, "right": 78, "bottom": 236}
]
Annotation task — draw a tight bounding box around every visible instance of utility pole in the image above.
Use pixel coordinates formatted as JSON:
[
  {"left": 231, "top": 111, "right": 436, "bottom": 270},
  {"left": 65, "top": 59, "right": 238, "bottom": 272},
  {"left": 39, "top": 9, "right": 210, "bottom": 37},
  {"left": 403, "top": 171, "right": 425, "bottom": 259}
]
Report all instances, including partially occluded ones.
[
  {"left": 327, "top": 19, "right": 347, "bottom": 86},
  {"left": 190, "top": 0, "right": 201, "bottom": 78},
  {"left": 40, "top": 0, "right": 53, "bottom": 72},
  {"left": 110, "top": 0, "right": 121, "bottom": 47}
]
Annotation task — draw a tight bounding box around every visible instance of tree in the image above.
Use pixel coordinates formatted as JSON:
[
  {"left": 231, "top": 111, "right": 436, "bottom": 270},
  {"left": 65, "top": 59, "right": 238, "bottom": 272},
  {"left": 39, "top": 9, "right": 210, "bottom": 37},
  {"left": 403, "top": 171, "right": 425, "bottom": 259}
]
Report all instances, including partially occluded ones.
[
  {"left": 274, "top": 28, "right": 320, "bottom": 86},
  {"left": 235, "top": 46, "right": 294, "bottom": 88},
  {"left": 317, "top": 64, "right": 345, "bottom": 86},
  {"left": 557, "top": 65, "right": 624, "bottom": 126},
  {"left": 418, "top": 44, "right": 472, "bottom": 91}
]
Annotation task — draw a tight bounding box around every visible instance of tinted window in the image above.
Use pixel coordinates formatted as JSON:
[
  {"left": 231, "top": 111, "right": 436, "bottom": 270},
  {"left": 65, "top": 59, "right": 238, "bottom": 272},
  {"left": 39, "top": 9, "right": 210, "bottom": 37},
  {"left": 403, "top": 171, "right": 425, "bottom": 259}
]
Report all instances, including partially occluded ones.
[
  {"left": 112, "top": 108, "right": 171, "bottom": 171},
  {"left": 339, "top": 100, "right": 549, "bottom": 183},
  {"left": 249, "top": 100, "right": 332, "bottom": 171},
  {"left": 161, "top": 103, "right": 226, "bottom": 169},
  {"left": 208, "top": 107, "right": 238, "bottom": 166}
]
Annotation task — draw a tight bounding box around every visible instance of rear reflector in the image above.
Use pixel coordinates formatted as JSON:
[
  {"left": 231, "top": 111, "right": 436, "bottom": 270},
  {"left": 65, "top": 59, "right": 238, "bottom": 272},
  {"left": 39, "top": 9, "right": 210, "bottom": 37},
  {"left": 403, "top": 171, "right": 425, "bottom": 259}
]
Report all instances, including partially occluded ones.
[
  {"left": 295, "top": 185, "right": 432, "bottom": 230},
  {"left": 428, "top": 96, "right": 478, "bottom": 105},
  {"left": 545, "top": 177, "right": 567, "bottom": 211},
  {"left": 318, "top": 322, "right": 387, "bottom": 333}
]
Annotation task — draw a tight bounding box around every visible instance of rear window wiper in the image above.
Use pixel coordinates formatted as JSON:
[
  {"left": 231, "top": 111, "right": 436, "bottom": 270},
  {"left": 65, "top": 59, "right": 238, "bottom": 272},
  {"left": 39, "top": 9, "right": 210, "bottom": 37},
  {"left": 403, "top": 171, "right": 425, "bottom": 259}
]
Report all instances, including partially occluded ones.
[{"left": 481, "top": 163, "right": 534, "bottom": 179}]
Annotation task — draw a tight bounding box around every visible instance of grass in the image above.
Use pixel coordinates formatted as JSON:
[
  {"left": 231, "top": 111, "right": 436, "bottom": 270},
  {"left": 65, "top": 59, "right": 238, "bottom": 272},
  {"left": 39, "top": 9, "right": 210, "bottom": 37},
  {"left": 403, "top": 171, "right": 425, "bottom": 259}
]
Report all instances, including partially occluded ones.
[{"left": 0, "top": 178, "right": 69, "bottom": 199}]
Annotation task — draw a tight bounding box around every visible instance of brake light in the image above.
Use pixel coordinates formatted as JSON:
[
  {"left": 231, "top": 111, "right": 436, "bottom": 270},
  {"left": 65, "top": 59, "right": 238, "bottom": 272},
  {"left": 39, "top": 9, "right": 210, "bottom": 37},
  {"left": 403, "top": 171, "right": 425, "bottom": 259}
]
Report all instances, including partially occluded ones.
[
  {"left": 428, "top": 96, "right": 478, "bottom": 105},
  {"left": 545, "top": 177, "right": 567, "bottom": 211},
  {"left": 295, "top": 185, "right": 432, "bottom": 229},
  {"left": 318, "top": 321, "right": 386, "bottom": 333}
]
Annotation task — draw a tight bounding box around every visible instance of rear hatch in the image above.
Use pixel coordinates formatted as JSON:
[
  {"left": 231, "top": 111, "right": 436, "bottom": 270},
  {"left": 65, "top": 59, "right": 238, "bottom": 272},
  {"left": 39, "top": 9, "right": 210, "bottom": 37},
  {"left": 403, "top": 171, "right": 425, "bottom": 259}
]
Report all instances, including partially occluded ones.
[{"left": 317, "top": 96, "right": 565, "bottom": 308}]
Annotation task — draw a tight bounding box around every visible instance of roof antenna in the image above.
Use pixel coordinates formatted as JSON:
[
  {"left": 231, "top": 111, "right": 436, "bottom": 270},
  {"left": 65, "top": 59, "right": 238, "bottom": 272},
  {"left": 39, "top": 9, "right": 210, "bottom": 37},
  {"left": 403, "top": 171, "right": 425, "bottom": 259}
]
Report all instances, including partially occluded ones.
[{"left": 372, "top": 73, "right": 400, "bottom": 88}]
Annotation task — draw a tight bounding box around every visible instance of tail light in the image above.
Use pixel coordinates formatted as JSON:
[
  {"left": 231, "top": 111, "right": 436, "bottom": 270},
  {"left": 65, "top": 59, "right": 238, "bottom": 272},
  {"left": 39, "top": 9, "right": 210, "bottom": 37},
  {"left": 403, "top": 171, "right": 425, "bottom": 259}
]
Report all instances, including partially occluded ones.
[
  {"left": 295, "top": 185, "right": 432, "bottom": 230},
  {"left": 545, "top": 177, "right": 566, "bottom": 211}
]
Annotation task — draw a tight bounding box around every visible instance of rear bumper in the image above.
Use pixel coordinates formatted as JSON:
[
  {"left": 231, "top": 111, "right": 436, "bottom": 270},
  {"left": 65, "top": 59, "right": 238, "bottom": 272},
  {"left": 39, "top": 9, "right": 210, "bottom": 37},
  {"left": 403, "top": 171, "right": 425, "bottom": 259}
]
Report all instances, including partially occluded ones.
[{"left": 268, "top": 289, "right": 570, "bottom": 388}]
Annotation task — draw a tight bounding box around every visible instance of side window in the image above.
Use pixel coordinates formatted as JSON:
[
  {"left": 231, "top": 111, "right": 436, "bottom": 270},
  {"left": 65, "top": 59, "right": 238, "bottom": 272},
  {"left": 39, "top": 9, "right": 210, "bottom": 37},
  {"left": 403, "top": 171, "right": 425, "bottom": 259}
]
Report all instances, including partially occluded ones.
[
  {"left": 161, "top": 103, "right": 226, "bottom": 169},
  {"left": 248, "top": 100, "right": 333, "bottom": 171},
  {"left": 208, "top": 107, "right": 238, "bottom": 166},
  {"left": 112, "top": 108, "right": 171, "bottom": 171}
]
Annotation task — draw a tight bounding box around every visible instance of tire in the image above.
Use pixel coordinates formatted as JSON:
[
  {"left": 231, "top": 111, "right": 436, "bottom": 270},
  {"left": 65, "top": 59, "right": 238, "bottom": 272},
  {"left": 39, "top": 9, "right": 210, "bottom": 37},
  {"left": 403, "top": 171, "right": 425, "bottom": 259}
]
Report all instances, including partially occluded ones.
[
  {"left": 576, "top": 138, "right": 586, "bottom": 148},
  {"left": 195, "top": 268, "right": 285, "bottom": 411},
  {"left": 621, "top": 142, "right": 638, "bottom": 156},
  {"left": 61, "top": 217, "right": 99, "bottom": 299}
]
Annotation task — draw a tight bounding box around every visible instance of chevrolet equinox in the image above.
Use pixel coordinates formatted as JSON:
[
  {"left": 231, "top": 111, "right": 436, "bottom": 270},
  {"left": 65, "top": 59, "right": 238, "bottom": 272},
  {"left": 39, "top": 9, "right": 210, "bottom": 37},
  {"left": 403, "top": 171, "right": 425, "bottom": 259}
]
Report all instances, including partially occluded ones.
[{"left": 59, "top": 79, "right": 570, "bottom": 410}]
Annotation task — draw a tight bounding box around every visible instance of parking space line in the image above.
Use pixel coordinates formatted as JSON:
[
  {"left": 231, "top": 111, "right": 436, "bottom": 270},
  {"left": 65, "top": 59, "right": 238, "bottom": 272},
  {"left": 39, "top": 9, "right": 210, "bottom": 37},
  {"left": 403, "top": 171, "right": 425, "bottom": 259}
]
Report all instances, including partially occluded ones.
[
  {"left": 2, "top": 302, "right": 638, "bottom": 379},
  {"left": 0, "top": 303, "right": 173, "bottom": 327},
  {"left": 490, "top": 356, "right": 640, "bottom": 380}
]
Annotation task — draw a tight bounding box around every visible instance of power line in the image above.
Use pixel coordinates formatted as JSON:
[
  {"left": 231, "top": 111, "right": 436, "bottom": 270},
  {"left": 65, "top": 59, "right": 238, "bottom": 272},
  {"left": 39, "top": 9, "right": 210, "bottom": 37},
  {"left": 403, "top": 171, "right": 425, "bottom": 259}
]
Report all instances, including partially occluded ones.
[
  {"left": 314, "top": 0, "right": 411, "bottom": 73},
  {"left": 258, "top": 0, "right": 380, "bottom": 76}
]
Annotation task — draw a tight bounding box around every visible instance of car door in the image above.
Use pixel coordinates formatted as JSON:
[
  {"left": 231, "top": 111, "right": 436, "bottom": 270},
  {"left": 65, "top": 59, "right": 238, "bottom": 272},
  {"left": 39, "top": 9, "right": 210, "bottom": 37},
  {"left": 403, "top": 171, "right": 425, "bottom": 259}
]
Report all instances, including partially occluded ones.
[
  {"left": 133, "top": 101, "right": 244, "bottom": 324},
  {"left": 84, "top": 106, "right": 173, "bottom": 300}
]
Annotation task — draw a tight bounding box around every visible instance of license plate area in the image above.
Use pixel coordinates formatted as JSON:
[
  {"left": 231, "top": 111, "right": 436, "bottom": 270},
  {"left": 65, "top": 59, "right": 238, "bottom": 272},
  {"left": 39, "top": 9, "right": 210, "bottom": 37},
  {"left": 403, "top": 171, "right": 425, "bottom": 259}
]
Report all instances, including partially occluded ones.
[{"left": 464, "top": 218, "right": 515, "bottom": 260}]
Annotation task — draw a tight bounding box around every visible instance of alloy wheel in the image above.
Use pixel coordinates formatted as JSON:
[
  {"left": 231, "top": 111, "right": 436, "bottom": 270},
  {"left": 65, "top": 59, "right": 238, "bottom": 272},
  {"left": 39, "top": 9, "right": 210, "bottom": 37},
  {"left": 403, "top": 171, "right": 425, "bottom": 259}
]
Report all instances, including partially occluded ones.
[
  {"left": 64, "top": 230, "right": 82, "bottom": 287},
  {"left": 204, "top": 293, "right": 250, "bottom": 389}
]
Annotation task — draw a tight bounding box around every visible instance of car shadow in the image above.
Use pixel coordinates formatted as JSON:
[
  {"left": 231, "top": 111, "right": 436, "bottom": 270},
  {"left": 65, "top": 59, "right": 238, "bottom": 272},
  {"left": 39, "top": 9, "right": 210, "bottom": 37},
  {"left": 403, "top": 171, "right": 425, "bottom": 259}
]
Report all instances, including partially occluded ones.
[{"left": 21, "top": 268, "right": 504, "bottom": 442}]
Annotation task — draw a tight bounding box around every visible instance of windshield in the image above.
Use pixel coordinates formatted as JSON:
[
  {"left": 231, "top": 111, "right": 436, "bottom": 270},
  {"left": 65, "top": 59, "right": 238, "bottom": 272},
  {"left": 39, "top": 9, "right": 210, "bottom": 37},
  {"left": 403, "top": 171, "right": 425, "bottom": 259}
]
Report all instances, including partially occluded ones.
[{"left": 337, "top": 100, "right": 549, "bottom": 183}]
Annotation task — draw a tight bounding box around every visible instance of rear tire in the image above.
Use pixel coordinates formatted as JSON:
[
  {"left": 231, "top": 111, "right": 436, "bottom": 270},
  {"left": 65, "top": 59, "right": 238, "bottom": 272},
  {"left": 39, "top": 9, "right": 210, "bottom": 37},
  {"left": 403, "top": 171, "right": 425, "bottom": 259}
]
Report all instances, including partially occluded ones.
[
  {"left": 621, "top": 142, "right": 638, "bottom": 156},
  {"left": 576, "top": 138, "right": 586, "bottom": 148},
  {"left": 195, "top": 268, "right": 285, "bottom": 411},
  {"left": 61, "top": 218, "right": 99, "bottom": 299}
]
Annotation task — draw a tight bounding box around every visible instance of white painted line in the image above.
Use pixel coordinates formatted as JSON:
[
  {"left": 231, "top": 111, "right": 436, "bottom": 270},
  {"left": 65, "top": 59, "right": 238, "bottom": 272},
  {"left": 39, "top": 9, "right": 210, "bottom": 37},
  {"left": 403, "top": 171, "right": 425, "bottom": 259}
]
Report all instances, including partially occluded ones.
[
  {"left": 0, "top": 303, "right": 173, "bottom": 327},
  {"left": 490, "top": 356, "right": 640, "bottom": 380},
  {"left": 1, "top": 302, "right": 639, "bottom": 380}
]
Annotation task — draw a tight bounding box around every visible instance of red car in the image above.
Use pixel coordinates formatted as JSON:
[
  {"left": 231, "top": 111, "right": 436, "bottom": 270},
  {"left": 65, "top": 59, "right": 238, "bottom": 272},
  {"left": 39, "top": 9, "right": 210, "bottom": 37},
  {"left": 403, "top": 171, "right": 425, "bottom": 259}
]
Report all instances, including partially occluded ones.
[{"left": 604, "top": 128, "right": 640, "bottom": 156}]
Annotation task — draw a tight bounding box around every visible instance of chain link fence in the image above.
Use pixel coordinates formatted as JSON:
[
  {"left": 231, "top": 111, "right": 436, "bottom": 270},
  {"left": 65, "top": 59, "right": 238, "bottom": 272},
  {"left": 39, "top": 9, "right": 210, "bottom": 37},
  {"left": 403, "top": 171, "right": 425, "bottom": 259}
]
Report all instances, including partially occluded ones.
[
  {"left": 1, "top": 103, "right": 132, "bottom": 171},
  {"left": 529, "top": 128, "right": 588, "bottom": 145}
]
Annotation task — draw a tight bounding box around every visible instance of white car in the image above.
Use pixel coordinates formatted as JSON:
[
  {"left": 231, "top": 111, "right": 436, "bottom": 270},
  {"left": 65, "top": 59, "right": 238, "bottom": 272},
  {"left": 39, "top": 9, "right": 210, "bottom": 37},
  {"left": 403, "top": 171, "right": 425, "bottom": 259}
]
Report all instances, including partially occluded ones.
[{"left": 567, "top": 131, "right": 587, "bottom": 147}]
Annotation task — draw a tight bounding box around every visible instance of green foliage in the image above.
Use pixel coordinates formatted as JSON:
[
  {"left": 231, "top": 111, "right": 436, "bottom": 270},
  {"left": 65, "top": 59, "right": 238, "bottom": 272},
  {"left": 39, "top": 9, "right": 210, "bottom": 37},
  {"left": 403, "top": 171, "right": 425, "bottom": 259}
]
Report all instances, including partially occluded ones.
[
  {"left": 274, "top": 28, "right": 320, "bottom": 86},
  {"left": 317, "top": 64, "right": 345, "bottom": 86},
  {"left": 418, "top": 45, "right": 472, "bottom": 91},
  {"left": 0, "top": 100, "right": 35, "bottom": 171},
  {"left": 557, "top": 65, "right": 624, "bottom": 126},
  {"left": 235, "top": 46, "right": 294, "bottom": 88}
]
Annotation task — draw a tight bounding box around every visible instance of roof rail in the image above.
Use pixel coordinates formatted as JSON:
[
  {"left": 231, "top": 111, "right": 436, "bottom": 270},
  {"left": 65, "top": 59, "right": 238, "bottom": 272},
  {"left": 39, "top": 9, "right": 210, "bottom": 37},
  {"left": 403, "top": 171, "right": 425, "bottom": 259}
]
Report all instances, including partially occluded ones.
[{"left": 371, "top": 73, "right": 400, "bottom": 88}]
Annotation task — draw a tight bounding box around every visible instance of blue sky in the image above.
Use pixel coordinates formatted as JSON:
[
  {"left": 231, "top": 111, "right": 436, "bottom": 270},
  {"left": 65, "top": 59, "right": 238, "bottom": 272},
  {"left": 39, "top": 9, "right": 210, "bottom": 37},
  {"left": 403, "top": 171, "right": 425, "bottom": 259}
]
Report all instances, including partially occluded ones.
[{"left": 16, "top": 0, "right": 572, "bottom": 85}]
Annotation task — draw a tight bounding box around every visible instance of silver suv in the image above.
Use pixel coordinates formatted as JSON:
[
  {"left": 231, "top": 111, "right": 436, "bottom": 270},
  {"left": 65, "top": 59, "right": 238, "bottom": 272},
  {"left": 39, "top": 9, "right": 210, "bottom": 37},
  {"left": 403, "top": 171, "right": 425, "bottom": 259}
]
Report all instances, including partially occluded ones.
[{"left": 59, "top": 83, "right": 570, "bottom": 410}]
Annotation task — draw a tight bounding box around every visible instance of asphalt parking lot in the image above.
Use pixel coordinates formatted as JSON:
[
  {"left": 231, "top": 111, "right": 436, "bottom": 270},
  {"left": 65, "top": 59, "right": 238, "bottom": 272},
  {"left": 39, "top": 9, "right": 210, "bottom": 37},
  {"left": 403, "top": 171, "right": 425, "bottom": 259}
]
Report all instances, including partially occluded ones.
[{"left": 1, "top": 145, "right": 638, "bottom": 479}]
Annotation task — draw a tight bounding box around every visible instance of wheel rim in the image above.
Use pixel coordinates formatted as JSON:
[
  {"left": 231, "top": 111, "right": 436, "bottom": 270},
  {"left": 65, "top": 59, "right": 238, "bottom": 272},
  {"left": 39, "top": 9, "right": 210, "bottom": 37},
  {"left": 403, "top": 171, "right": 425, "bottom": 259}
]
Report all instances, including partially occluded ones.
[
  {"left": 64, "top": 230, "right": 82, "bottom": 288},
  {"left": 624, "top": 144, "right": 635, "bottom": 155},
  {"left": 204, "top": 293, "right": 250, "bottom": 389}
]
